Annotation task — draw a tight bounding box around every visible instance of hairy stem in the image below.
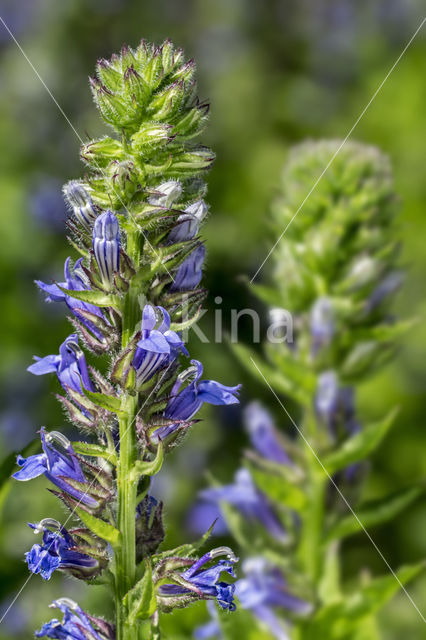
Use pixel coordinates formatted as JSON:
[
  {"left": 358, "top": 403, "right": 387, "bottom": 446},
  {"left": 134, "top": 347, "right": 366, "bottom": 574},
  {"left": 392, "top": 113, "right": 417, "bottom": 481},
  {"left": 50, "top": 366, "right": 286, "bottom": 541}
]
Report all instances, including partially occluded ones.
[{"left": 116, "top": 227, "right": 143, "bottom": 640}]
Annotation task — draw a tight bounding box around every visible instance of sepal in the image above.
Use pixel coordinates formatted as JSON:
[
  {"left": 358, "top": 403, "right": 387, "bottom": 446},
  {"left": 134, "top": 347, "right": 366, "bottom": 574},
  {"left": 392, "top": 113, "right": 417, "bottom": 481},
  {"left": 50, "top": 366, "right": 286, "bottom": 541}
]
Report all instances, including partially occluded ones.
[{"left": 81, "top": 137, "right": 125, "bottom": 168}]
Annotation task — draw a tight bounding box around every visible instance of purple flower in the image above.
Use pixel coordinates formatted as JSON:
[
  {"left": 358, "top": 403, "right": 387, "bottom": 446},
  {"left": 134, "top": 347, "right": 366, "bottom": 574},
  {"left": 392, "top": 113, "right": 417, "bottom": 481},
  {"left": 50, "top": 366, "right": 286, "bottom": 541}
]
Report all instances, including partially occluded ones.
[
  {"left": 314, "top": 370, "right": 339, "bottom": 430},
  {"left": 315, "top": 371, "right": 360, "bottom": 437},
  {"left": 93, "top": 211, "right": 121, "bottom": 285},
  {"left": 13, "top": 428, "right": 98, "bottom": 507},
  {"left": 167, "top": 199, "right": 208, "bottom": 244},
  {"left": 63, "top": 181, "right": 98, "bottom": 230},
  {"left": 244, "top": 402, "right": 291, "bottom": 465},
  {"left": 199, "top": 469, "right": 286, "bottom": 541},
  {"left": 236, "top": 558, "right": 311, "bottom": 640},
  {"left": 25, "top": 520, "right": 98, "bottom": 580},
  {"left": 36, "top": 598, "right": 105, "bottom": 639},
  {"left": 158, "top": 360, "right": 241, "bottom": 440},
  {"left": 27, "top": 334, "right": 94, "bottom": 395},
  {"left": 132, "top": 305, "right": 187, "bottom": 386},
  {"left": 169, "top": 245, "right": 206, "bottom": 292},
  {"left": 366, "top": 271, "right": 403, "bottom": 313},
  {"left": 310, "top": 297, "right": 334, "bottom": 353},
  {"left": 159, "top": 547, "right": 238, "bottom": 611},
  {"left": 36, "top": 257, "right": 108, "bottom": 340}
]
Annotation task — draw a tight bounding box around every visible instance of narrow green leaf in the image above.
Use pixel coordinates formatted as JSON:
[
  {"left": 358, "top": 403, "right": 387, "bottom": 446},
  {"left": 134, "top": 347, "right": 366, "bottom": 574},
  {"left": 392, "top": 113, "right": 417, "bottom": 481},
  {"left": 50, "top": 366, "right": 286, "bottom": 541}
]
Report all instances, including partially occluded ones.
[
  {"left": 323, "top": 408, "right": 398, "bottom": 475},
  {"left": 348, "top": 562, "right": 425, "bottom": 619},
  {"left": 229, "top": 342, "right": 311, "bottom": 405},
  {"left": 301, "top": 562, "right": 424, "bottom": 639},
  {"left": 325, "top": 486, "right": 422, "bottom": 542},
  {"left": 153, "top": 521, "right": 216, "bottom": 563},
  {"left": 125, "top": 559, "right": 157, "bottom": 623},
  {"left": 318, "top": 542, "right": 342, "bottom": 605},
  {"left": 71, "top": 441, "right": 117, "bottom": 465},
  {"left": 130, "top": 441, "right": 164, "bottom": 481},
  {"left": 249, "top": 465, "right": 307, "bottom": 512},
  {"left": 83, "top": 389, "right": 124, "bottom": 415},
  {"left": 58, "top": 286, "right": 121, "bottom": 308},
  {"left": 75, "top": 507, "right": 121, "bottom": 547},
  {"left": 248, "top": 281, "right": 286, "bottom": 307}
]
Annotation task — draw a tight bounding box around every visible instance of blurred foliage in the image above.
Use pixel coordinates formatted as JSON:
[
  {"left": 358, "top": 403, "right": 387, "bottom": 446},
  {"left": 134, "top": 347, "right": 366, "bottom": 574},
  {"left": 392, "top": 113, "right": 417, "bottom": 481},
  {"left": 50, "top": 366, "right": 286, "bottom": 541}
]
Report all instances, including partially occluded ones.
[{"left": 0, "top": 1, "right": 425, "bottom": 638}]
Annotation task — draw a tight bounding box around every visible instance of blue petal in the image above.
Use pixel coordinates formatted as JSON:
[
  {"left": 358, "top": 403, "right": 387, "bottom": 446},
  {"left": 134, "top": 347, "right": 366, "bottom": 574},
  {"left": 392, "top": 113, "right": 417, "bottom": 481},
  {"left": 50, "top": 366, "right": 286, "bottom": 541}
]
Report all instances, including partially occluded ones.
[
  {"left": 197, "top": 381, "right": 241, "bottom": 405},
  {"left": 27, "top": 355, "right": 59, "bottom": 376},
  {"left": 12, "top": 453, "right": 47, "bottom": 481},
  {"left": 36, "top": 280, "right": 67, "bottom": 302},
  {"left": 137, "top": 330, "right": 172, "bottom": 354},
  {"left": 142, "top": 304, "right": 157, "bottom": 331}
]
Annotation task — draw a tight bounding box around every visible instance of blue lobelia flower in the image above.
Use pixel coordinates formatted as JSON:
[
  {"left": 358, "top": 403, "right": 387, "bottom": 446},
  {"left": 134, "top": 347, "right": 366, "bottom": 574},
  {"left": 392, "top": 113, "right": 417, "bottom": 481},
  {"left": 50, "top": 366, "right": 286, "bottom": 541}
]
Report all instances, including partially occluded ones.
[
  {"left": 315, "top": 371, "right": 360, "bottom": 438},
  {"left": 169, "top": 245, "right": 206, "bottom": 292},
  {"left": 157, "top": 360, "right": 241, "bottom": 440},
  {"left": 167, "top": 199, "right": 208, "bottom": 244},
  {"left": 235, "top": 558, "right": 311, "bottom": 640},
  {"left": 200, "top": 468, "right": 286, "bottom": 541},
  {"left": 132, "top": 304, "right": 187, "bottom": 386},
  {"left": 27, "top": 334, "right": 94, "bottom": 395},
  {"left": 25, "top": 520, "right": 98, "bottom": 580},
  {"left": 36, "top": 257, "right": 108, "bottom": 340},
  {"left": 310, "top": 296, "right": 335, "bottom": 354},
  {"left": 93, "top": 211, "right": 121, "bottom": 286},
  {"left": 314, "top": 370, "right": 339, "bottom": 431},
  {"left": 13, "top": 428, "right": 98, "bottom": 507},
  {"left": 244, "top": 402, "right": 292, "bottom": 465},
  {"left": 193, "top": 600, "right": 223, "bottom": 640},
  {"left": 36, "top": 598, "right": 105, "bottom": 639},
  {"left": 159, "top": 547, "right": 238, "bottom": 611},
  {"left": 63, "top": 181, "right": 98, "bottom": 230}
]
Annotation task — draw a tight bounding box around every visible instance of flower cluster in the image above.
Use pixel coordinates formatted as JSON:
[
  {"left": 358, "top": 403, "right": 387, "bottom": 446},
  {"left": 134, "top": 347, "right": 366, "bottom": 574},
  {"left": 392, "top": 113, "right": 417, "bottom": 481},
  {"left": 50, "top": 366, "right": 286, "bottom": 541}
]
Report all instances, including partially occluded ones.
[
  {"left": 198, "top": 142, "right": 421, "bottom": 639},
  {"left": 13, "top": 40, "right": 240, "bottom": 639}
]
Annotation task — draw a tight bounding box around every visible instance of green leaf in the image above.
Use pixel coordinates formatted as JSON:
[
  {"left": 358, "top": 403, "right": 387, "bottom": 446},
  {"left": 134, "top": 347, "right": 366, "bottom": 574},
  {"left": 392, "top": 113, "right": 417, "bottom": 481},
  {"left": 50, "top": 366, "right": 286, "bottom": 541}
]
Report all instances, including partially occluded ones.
[
  {"left": 318, "top": 542, "right": 342, "bottom": 605},
  {"left": 71, "top": 441, "right": 117, "bottom": 465},
  {"left": 229, "top": 342, "right": 311, "bottom": 405},
  {"left": 248, "top": 281, "right": 285, "bottom": 307},
  {"left": 130, "top": 441, "right": 164, "bottom": 481},
  {"left": 249, "top": 465, "right": 307, "bottom": 512},
  {"left": 74, "top": 507, "right": 121, "bottom": 547},
  {"left": 125, "top": 559, "right": 157, "bottom": 623},
  {"left": 323, "top": 408, "right": 398, "bottom": 475},
  {"left": 153, "top": 521, "right": 216, "bottom": 563},
  {"left": 300, "top": 562, "right": 425, "bottom": 639},
  {"left": 325, "top": 486, "right": 422, "bottom": 542},
  {"left": 82, "top": 389, "right": 124, "bottom": 415},
  {"left": 58, "top": 286, "right": 121, "bottom": 308}
]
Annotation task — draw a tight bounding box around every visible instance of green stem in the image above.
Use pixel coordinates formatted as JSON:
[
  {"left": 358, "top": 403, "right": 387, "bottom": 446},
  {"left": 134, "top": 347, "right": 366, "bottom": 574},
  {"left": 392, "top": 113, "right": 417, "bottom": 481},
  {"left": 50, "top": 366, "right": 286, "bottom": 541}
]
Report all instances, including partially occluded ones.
[
  {"left": 299, "top": 410, "right": 327, "bottom": 586},
  {"left": 115, "top": 227, "right": 143, "bottom": 640}
]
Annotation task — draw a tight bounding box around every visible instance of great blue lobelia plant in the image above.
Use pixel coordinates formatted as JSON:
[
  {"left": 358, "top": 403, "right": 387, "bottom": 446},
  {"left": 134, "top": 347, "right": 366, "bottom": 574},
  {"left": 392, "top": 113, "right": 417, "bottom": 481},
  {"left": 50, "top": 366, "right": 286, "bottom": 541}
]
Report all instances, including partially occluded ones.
[
  {"left": 195, "top": 141, "right": 424, "bottom": 640},
  {"left": 12, "top": 39, "right": 241, "bottom": 640}
]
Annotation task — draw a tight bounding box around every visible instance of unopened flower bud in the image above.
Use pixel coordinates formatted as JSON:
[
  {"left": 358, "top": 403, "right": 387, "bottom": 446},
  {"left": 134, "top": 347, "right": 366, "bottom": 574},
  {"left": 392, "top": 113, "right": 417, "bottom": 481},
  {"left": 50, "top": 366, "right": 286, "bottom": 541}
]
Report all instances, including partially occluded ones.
[
  {"left": 311, "top": 297, "right": 334, "bottom": 353},
  {"left": 93, "top": 211, "right": 121, "bottom": 285},
  {"left": 167, "top": 199, "right": 208, "bottom": 243},
  {"left": 63, "top": 181, "right": 97, "bottom": 230},
  {"left": 148, "top": 180, "right": 182, "bottom": 208}
]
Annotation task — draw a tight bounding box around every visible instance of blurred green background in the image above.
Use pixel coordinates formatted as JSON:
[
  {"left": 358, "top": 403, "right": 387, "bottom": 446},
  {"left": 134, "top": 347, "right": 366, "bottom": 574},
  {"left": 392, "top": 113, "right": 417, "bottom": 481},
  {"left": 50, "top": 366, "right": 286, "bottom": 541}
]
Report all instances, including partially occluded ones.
[{"left": 0, "top": 0, "right": 425, "bottom": 638}]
